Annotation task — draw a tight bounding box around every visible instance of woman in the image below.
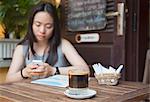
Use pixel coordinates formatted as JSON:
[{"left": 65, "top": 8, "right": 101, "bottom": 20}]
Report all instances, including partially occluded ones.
[{"left": 6, "top": 2, "right": 89, "bottom": 83}]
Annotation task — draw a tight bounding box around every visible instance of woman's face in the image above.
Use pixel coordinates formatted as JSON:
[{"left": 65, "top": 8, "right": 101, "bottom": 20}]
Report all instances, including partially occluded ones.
[{"left": 32, "top": 11, "right": 54, "bottom": 42}]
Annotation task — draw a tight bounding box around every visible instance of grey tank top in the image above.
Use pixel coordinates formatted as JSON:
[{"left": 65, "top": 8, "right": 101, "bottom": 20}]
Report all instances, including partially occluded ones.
[{"left": 23, "top": 44, "right": 68, "bottom": 67}]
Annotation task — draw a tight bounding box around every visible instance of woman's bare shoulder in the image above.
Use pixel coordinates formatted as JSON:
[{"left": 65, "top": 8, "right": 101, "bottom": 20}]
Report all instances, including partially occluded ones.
[
  {"left": 61, "top": 38, "right": 76, "bottom": 54},
  {"left": 13, "top": 45, "right": 24, "bottom": 55},
  {"left": 61, "top": 38, "right": 72, "bottom": 46},
  {"left": 15, "top": 44, "right": 23, "bottom": 50}
]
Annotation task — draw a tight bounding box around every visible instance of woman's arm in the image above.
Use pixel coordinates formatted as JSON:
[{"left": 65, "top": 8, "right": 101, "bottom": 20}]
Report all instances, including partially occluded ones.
[
  {"left": 59, "top": 39, "right": 89, "bottom": 75},
  {"left": 5, "top": 45, "right": 26, "bottom": 83}
]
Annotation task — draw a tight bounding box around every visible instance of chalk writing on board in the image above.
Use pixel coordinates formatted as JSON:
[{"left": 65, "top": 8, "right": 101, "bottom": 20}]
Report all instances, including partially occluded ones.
[{"left": 67, "top": 0, "right": 107, "bottom": 31}]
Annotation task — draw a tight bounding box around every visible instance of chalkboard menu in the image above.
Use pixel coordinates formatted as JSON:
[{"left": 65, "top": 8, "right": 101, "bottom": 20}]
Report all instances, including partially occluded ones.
[{"left": 67, "top": 0, "right": 107, "bottom": 31}]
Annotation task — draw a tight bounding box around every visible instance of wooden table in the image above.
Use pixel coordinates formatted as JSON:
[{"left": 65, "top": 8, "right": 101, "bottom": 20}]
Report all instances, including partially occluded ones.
[{"left": 0, "top": 78, "right": 149, "bottom": 102}]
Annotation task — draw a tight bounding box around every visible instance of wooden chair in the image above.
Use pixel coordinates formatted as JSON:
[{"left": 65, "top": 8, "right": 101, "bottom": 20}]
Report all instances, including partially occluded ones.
[
  {"left": 143, "top": 49, "right": 150, "bottom": 84},
  {"left": 143, "top": 49, "right": 150, "bottom": 102}
]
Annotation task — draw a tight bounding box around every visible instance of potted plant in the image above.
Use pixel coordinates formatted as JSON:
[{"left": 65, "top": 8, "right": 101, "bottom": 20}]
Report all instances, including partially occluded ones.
[
  {"left": 0, "top": 0, "right": 40, "bottom": 39},
  {"left": 0, "top": 0, "right": 61, "bottom": 39}
]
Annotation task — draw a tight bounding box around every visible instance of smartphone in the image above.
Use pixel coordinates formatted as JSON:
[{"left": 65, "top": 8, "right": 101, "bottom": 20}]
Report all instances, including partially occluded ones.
[
  {"left": 32, "top": 60, "right": 43, "bottom": 66},
  {"left": 32, "top": 60, "right": 44, "bottom": 72}
]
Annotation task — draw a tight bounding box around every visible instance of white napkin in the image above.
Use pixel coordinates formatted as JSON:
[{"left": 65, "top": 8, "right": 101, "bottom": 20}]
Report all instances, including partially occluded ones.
[{"left": 92, "top": 63, "right": 123, "bottom": 74}]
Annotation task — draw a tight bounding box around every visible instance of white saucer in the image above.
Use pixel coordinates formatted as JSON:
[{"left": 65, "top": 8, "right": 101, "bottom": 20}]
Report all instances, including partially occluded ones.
[{"left": 64, "top": 89, "right": 96, "bottom": 99}]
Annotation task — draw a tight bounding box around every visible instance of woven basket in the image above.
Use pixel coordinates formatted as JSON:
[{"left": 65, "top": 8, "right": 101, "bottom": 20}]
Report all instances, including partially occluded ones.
[{"left": 95, "top": 73, "right": 121, "bottom": 85}]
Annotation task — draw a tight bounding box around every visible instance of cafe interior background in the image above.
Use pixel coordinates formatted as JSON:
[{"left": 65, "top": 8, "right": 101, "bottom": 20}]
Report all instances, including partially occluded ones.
[{"left": 0, "top": 0, "right": 149, "bottom": 84}]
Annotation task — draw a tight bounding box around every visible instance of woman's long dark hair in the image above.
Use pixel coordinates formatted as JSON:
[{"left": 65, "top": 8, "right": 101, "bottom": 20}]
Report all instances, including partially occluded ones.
[{"left": 18, "top": 2, "right": 61, "bottom": 65}]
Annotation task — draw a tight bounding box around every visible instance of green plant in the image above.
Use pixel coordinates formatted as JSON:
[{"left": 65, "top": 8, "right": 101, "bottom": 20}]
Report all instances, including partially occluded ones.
[{"left": 0, "top": 0, "right": 41, "bottom": 38}]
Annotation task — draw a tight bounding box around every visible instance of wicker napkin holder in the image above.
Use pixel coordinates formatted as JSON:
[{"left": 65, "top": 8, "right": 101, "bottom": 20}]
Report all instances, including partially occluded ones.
[{"left": 95, "top": 73, "right": 121, "bottom": 85}]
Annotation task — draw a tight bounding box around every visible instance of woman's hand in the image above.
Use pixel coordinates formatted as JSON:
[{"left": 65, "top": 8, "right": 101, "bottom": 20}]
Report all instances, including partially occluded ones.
[
  {"left": 23, "top": 63, "right": 56, "bottom": 78},
  {"left": 22, "top": 64, "right": 39, "bottom": 78},
  {"left": 35, "top": 63, "right": 56, "bottom": 78}
]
